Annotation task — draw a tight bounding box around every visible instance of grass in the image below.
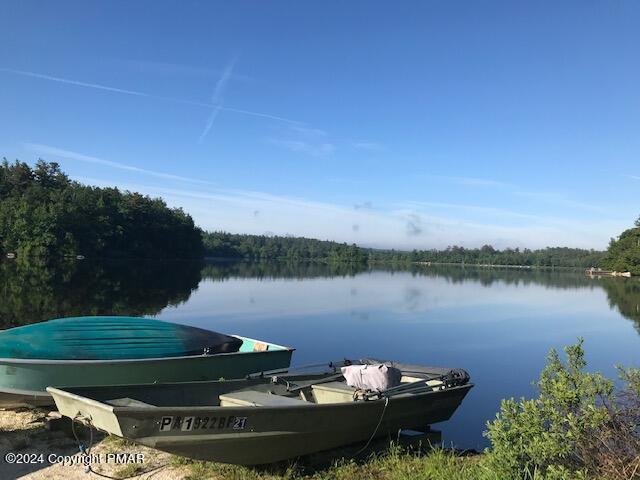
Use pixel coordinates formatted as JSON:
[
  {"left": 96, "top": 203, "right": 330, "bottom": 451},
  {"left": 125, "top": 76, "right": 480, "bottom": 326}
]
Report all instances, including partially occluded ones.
[
  {"left": 112, "top": 462, "right": 147, "bottom": 479},
  {"left": 171, "top": 446, "right": 490, "bottom": 480},
  {"left": 102, "top": 434, "right": 137, "bottom": 453}
]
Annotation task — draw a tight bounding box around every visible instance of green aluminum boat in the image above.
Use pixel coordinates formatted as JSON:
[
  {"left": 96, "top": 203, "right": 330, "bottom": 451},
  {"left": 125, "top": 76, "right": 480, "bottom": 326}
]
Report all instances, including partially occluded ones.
[
  {"left": 48, "top": 360, "right": 472, "bottom": 465},
  {"left": 0, "top": 316, "right": 293, "bottom": 407}
]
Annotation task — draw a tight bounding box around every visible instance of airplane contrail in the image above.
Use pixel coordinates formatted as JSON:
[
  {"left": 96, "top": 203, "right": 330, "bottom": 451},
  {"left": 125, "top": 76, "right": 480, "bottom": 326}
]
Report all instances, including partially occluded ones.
[
  {"left": 0, "top": 67, "right": 301, "bottom": 125},
  {"left": 198, "top": 57, "right": 237, "bottom": 143}
]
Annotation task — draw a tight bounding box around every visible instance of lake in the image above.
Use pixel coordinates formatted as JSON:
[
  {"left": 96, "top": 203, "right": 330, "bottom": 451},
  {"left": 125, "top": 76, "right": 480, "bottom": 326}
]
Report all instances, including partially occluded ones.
[{"left": 1, "top": 259, "right": 639, "bottom": 450}]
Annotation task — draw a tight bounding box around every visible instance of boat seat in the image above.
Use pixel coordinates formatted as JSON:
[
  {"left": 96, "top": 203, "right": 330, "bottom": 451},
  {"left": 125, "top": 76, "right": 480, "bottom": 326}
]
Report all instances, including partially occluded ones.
[
  {"left": 219, "top": 390, "right": 307, "bottom": 407},
  {"left": 106, "top": 397, "right": 156, "bottom": 408},
  {"left": 311, "top": 381, "right": 357, "bottom": 404},
  {"left": 401, "top": 376, "right": 444, "bottom": 388}
]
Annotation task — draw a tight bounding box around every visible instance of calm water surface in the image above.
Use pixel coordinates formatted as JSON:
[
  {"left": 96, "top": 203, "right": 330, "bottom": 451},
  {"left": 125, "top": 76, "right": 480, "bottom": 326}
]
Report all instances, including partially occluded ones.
[{"left": 2, "top": 260, "right": 639, "bottom": 450}]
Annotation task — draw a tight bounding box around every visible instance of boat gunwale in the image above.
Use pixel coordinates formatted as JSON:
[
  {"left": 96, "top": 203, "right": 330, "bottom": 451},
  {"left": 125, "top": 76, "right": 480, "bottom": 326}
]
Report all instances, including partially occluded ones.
[
  {"left": 0, "top": 386, "right": 52, "bottom": 399},
  {"left": 46, "top": 386, "right": 117, "bottom": 415},
  {"left": 48, "top": 383, "right": 474, "bottom": 415},
  {"left": 0, "top": 335, "right": 294, "bottom": 365}
]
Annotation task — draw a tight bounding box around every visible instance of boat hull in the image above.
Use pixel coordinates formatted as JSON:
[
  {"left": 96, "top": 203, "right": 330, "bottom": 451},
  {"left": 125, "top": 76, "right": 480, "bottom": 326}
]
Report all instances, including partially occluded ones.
[
  {"left": 0, "top": 336, "right": 293, "bottom": 408},
  {"left": 0, "top": 316, "right": 244, "bottom": 360},
  {"left": 48, "top": 381, "right": 471, "bottom": 464},
  {"left": 147, "top": 386, "right": 472, "bottom": 464}
]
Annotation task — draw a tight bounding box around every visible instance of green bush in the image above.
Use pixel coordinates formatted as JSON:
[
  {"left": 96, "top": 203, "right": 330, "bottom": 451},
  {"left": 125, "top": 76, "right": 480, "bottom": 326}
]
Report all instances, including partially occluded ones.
[{"left": 484, "top": 339, "right": 640, "bottom": 480}]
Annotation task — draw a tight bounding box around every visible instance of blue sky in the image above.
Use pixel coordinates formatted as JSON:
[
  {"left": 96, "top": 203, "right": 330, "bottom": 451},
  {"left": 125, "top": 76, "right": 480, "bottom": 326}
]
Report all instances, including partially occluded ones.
[{"left": 1, "top": 1, "right": 639, "bottom": 250}]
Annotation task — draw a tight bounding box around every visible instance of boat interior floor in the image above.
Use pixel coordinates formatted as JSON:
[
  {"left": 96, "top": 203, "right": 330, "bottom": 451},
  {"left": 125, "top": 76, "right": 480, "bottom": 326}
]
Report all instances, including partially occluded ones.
[{"left": 103, "top": 374, "right": 445, "bottom": 409}]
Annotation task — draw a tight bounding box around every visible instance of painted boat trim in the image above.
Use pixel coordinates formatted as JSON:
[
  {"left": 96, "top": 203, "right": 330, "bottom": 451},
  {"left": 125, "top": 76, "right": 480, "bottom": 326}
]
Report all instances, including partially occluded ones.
[
  {"left": 0, "top": 386, "right": 51, "bottom": 399},
  {"left": 0, "top": 335, "right": 293, "bottom": 365},
  {"left": 95, "top": 384, "right": 474, "bottom": 414}
]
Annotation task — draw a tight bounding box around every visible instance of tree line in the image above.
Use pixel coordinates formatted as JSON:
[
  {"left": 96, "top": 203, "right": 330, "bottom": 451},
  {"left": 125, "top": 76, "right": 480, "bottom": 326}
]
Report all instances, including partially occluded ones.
[
  {"left": 599, "top": 217, "right": 640, "bottom": 274},
  {"left": 202, "top": 231, "right": 368, "bottom": 263},
  {"left": 367, "top": 245, "right": 605, "bottom": 268},
  {"left": 2, "top": 159, "right": 628, "bottom": 269},
  {"left": 0, "top": 159, "right": 203, "bottom": 258},
  {"left": 203, "top": 231, "right": 605, "bottom": 268}
]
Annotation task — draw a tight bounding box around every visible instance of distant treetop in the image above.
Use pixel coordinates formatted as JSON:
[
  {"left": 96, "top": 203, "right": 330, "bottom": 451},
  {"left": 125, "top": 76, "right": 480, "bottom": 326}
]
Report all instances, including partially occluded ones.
[
  {"left": 0, "top": 159, "right": 203, "bottom": 259},
  {"left": 600, "top": 218, "right": 640, "bottom": 274}
]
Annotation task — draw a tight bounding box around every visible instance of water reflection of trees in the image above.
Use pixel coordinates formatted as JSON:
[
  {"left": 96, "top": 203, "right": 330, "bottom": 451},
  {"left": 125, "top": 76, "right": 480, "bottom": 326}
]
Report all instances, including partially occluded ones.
[
  {"left": 405, "top": 266, "right": 640, "bottom": 332},
  {"left": 0, "top": 259, "right": 202, "bottom": 328},
  {"left": 3, "top": 259, "right": 637, "bottom": 332},
  {"left": 201, "top": 260, "right": 368, "bottom": 281},
  {"left": 199, "top": 261, "right": 597, "bottom": 289},
  {"left": 600, "top": 278, "right": 640, "bottom": 331},
  {"left": 377, "top": 266, "right": 640, "bottom": 332},
  {"left": 376, "top": 264, "right": 597, "bottom": 290},
  {"left": 0, "top": 259, "right": 367, "bottom": 328}
]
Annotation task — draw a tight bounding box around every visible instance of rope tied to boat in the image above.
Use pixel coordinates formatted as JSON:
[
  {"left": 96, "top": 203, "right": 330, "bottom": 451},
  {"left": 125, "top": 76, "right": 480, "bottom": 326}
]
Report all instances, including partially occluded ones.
[
  {"left": 71, "top": 413, "right": 93, "bottom": 474},
  {"left": 71, "top": 413, "right": 169, "bottom": 479},
  {"left": 351, "top": 396, "right": 390, "bottom": 457}
]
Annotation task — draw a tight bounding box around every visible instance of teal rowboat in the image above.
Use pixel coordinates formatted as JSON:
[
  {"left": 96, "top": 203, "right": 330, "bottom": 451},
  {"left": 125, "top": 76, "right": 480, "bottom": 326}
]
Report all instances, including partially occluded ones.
[
  {"left": 0, "top": 317, "right": 293, "bottom": 407},
  {"left": 0, "top": 316, "right": 245, "bottom": 360}
]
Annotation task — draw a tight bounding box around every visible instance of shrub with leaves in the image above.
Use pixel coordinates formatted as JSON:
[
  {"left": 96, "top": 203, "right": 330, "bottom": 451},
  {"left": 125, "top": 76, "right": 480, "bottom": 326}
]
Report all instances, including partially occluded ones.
[
  {"left": 483, "top": 339, "right": 640, "bottom": 480},
  {"left": 586, "top": 366, "right": 640, "bottom": 480}
]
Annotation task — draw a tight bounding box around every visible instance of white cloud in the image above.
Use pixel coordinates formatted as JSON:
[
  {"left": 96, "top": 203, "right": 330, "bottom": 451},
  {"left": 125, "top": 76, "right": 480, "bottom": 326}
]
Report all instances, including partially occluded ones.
[
  {"left": 33, "top": 144, "right": 621, "bottom": 250},
  {"left": 24, "top": 143, "right": 217, "bottom": 186},
  {"left": 403, "top": 200, "right": 556, "bottom": 224},
  {"left": 511, "top": 190, "right": 608, "bottom": 214},
  {"left": 268, "top": 138, "right": 336, "bottom": 157},
  {"left": 354, "top": 201, "right": 373, "bottom": 210},
  {"left": 267, "top": 123, "right": 337, "bottom": 156},
  {"left": 429, "top": 175, "right": 511, "bottom": 188},
  {"left": 70, "top": 173, "right": 619, "bottom": 251},
  {"left": 352, "top": 141, "right": 383, "bottom": 151},
  {"left": 427, "top": 175, "right": 611, "bottom": 215},
  {"left": 290, "top": 126, "right": 327, "bottom": 137}
]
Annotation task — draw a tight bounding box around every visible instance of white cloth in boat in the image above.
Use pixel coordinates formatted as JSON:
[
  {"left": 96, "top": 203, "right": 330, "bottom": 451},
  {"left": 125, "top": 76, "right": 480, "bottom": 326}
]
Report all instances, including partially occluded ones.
[{"left": 341, "top": 364, "right": 402, "bottom": 392}]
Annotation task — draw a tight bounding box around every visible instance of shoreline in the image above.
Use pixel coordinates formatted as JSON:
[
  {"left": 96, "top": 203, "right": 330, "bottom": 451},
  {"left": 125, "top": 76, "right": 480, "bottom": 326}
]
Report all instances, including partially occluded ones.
[
  {"left": 0, "top": 409, "right": 185, "bottom": 480},
  {"left": 0, "top": 408, "right": 479, "bottom": 480}
]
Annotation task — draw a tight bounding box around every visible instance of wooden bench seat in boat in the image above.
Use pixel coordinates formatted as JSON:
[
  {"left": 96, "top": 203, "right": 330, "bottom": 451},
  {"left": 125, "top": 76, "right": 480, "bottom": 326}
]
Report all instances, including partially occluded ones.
[
  {"left": 310, "top": 378, "right": 443, "bottom": 404},
  {"left": 311, "top": 381, "right": 357, "bottom": 404},
  {"left": 401, "top": 375, "right": 444, "bottom": 388},
  {"left": 219, "top": 390, "right": 306, "bottom": 407},
  {"left": 106, "top": 397, "right": 156, "bottom": 408}
]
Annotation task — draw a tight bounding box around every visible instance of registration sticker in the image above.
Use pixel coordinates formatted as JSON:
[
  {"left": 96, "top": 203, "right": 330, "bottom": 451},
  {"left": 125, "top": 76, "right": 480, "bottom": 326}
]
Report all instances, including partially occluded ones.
[
  {"left": 233, "top": 417, "right": 247, "bottom": 430},
  {"left": 159, "top": 415, "right": 247, "bottom": 431}
]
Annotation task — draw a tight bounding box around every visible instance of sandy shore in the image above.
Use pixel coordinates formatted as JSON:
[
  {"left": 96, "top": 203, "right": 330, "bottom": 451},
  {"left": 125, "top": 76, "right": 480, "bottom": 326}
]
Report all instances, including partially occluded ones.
[{"left": 0, "top": 409, "right": 188, "bottom": 480}]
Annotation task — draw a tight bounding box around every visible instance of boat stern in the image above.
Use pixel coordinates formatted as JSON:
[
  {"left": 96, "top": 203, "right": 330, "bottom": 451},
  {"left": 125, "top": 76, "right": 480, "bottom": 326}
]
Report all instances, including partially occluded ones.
[
  {"left": 46, "top": 387, "right": 125, "bottom": 437},
  {"left": 233, "top": 335, "right": 293, "bottom": 354}
]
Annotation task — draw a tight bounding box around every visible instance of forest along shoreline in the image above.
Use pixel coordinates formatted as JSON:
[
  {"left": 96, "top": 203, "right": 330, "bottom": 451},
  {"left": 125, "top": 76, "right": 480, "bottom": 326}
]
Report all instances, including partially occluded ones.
[{"left": 1, "top": 160, "right": 627, "bottom": 270}]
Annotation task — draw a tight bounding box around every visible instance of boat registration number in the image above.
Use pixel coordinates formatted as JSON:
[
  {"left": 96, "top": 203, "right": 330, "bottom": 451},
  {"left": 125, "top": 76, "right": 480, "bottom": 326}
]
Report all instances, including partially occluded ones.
[{"left": 159, "top": 416, "right": 247, "bottom": 432}]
